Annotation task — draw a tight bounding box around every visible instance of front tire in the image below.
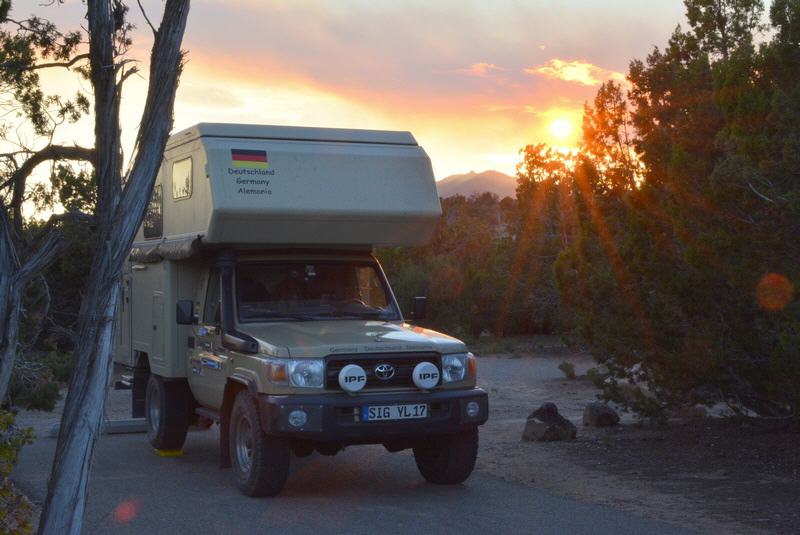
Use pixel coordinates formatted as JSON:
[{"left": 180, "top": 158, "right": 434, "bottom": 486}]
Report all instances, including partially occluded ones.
[
  {"left": 413, "top": 427, "right": 479, "bottom": 485},
  {"left": 229, "top": 391, "right": 290, "bottom": 497},
  {"left": 145, "top": 375, "right": 190, "bottom": 450}
]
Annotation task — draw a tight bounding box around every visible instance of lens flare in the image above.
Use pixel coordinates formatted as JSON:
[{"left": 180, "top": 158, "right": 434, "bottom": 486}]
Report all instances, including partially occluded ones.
[
  {"left": 113, "top": 499, "right": 140, "bottom": 524},
  {"left": 756, "top": 273, "right": 794, "bottom": 311}
]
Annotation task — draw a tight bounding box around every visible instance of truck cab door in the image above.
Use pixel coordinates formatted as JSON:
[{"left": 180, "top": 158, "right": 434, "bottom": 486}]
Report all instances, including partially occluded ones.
[{"left": 190, "top": 268, "right": 227, "bottom": 408}]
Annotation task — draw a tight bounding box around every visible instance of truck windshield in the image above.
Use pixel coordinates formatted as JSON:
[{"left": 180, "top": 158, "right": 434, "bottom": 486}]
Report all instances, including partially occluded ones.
[{"left": 236, "top": 261, "right": 400, "bottom": 322}]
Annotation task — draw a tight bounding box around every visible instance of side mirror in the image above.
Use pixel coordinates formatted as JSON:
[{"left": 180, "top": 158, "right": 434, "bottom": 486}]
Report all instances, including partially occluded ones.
[
  {"left": 176, "top": 299, "right": 197, "bottom": 325},
  {"left": 222, "top": 332, "right": 258, "bottom": 354},
  {"left": 411, "top": 296, "right": 427, "bottom": 321}
]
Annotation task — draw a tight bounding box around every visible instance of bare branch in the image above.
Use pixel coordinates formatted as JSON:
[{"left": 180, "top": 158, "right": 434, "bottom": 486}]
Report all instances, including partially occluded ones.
[
  {"left": 20, "top": 274, "right": 51, "bottom": 350},
  {"left": 114, "top": 0, "right": 190, "bottom": 264},
  {"left": 747, "top": 181, "right": 776, "bottom": 204},
  {"left": 137, "top": 0, "right": 157, "bottom": 36},
  {"left": 117, "top": 65, "right": 140, "bottom": 88},
  {"left": 88, "top": 0, "right": 124, "bottom": 229},
  {"left": 16, "top": 226, "right": 66, "bottom": 285},
  {"left": 0, "top": 144, "right": 95, "bottom": 193},
  {"left": 0, "top": 144, "right": 94, "bottom": 237},
  {"left": 25, "top": 211, "right": 94, "bottom": 250},
  {"left": 0, "top": 53, "right": 91, "bottom": 72}
]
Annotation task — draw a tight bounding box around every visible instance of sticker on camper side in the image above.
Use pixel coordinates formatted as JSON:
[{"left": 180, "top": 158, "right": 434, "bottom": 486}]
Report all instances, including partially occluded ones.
[
  {"left": 231, "top": 149, "right": 269, "bottom": 170},
  {"left": 227, "top": 149, "right": 275, "bottom": 195},
  {"left": 201, "top": 357, "right": 222, "bottom": 371}
]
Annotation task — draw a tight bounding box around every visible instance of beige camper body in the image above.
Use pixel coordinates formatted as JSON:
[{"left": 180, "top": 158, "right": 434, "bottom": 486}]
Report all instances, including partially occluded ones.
[
  {"left": 113, "top": 123, "right": 487, "bottom": 498},
  {"left": 135, "top": 122, "right": 441, "bottom": 246},
  {"left": 115, "top": 123, "right": 442, "bottom": 375}
]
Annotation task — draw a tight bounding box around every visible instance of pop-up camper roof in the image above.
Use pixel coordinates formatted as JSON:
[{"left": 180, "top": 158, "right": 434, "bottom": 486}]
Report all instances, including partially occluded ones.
[{"left": 131, "top": 123, "right": 441, "bottom": 261}]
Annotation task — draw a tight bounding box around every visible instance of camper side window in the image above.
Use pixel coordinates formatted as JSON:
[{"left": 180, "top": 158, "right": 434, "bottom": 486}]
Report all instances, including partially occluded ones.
[
  {"left": 172, "top": 157, "right": 192, "bottom": 200},
  {"left": 142, "top": 185, "right": 163, "bottom": 239},
  {"left": 203, "top": 269, "right": 221, "bottom": 325}
]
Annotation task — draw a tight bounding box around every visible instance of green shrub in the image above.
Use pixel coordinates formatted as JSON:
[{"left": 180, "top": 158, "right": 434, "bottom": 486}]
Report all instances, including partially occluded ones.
[
  {"left": 9, "top": 351, "right": 70, "bottom": 412},
  {"left": 0, "top": 412, "right": 33, "bottom": 478},
  {"left": 42, "top": 351, "right": 73, "bottom": 383},
  {"left": 0, "top": 411, "right": 34, "bottom": 534},
  {"left": 15, "top": 382, "right": 60, "bottom": 412},
  {"left": 549, "top": 1, "right": 800, "bottom": 420},
  {"left": 558, "top": 361, "right": 576, "bottom": 379}
]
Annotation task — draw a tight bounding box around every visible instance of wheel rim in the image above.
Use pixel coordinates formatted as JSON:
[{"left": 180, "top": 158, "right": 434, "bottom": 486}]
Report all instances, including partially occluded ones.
[
  {"left": 147, "top": 385, "right": 159, "bottom": 434},
  {"left": 234, "top": 412, "right": 254, "bottom": 473}
]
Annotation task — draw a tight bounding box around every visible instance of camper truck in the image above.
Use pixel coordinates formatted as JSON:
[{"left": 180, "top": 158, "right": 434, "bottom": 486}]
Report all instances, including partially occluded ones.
[{"left": 114, "top": 123, "right": 489, "bottom": 496}]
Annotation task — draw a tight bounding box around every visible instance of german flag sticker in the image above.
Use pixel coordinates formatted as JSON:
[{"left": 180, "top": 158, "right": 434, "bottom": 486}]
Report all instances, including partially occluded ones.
[{"left": 231, "top": 149, "right": 269, "bottom": 170}]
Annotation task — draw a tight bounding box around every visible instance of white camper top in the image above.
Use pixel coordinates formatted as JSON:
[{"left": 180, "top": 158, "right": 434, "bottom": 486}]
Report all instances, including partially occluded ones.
[
  {"left": 133, "top": 123, "right": 441, "bottom": 255},
  {"left": 166, "top": 123, "right": 419, "bottom": 149}
]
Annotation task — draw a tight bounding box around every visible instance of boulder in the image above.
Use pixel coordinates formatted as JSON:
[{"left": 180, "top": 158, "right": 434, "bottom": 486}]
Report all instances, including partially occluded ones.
[
  {"left": 522, "top": 402, "right": 577, "bottom": 442},
  {"left": 582, "top": 402, "right": 620, "bottom": 427}
]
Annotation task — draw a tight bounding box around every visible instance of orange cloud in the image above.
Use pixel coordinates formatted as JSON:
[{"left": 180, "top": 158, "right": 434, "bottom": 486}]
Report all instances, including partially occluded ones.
[
  {"left": 182, "top": 53, "right": 522, "bottom": 117},
  {"left": 21, "top": 0, "right": 686, "bottom": 184},
  {"left": 167, "top": 54, "right": 593, "bottom": 180},
  {"left": 525, "top": 59, "right": 626, "bottom": 87},
  {"left": 458, "top": 62, "right": 504, "bottom": 77}
]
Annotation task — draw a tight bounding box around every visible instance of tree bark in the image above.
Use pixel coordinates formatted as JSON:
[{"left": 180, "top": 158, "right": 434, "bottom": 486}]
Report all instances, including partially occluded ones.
[
  {"left": 37, "top": 1, "right": 190, "bottom": 533},
  {"left": 0, "top": 146, "right": 92, "bottom": 402},
  {"left": 0, "top": 206, "right": 66, "bottom": 403}
]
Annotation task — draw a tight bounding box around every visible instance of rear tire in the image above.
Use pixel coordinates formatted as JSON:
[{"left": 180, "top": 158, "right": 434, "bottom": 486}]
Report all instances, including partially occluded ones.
[
  {"left": 145, "top": 375, "right": 190, "bottom": 450},
  {"left": 229, "top": 391, "right": 290, "bottom": 497},
  {"left": 413, "top": 427, "right": 478, "bottom": 485}
]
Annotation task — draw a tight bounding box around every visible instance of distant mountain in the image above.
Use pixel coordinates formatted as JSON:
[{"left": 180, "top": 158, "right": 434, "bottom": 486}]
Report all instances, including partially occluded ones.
[{"left": 436, "top": 170, "right": 516, "bottom": 199}]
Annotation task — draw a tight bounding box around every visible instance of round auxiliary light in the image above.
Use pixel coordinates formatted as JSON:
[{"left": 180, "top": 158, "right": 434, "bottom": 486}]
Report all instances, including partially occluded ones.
[
  {"left": 288, "top": 410, "right": 307, "bottom": 428},
  {"left": 466, "top": 401, "right": 480, "bottom": 418},
  {"left": 338, "top": 364, "right": 367, "bottom": 393},
  {"left": 412, "top": 361, "right": 440, "bottom": 390}
]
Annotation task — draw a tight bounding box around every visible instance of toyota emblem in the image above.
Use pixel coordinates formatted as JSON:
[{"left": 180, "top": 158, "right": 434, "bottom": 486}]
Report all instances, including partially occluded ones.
[{"left": 374, "top": 363, "right": 395, "bottom": 380}]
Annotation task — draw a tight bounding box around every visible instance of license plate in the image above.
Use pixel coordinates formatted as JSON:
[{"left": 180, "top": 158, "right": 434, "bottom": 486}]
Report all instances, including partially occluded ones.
[{"left": 362, "top": 404, "right": 428, "bottom": 421}]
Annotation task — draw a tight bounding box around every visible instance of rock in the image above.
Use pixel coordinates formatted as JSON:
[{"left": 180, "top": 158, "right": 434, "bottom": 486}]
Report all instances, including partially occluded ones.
[
  {"left": 522, "top": 402, "right": 577, "bottom": 442},
  {"left": 522, "top": 420, "right": 549, "bottom": 441},
  {"left": 582, "top": 402, "right": 620, "bottom": 427}
]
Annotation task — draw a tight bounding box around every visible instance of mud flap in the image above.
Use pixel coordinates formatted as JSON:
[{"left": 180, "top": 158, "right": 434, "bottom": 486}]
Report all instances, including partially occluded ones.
[{"left": 219, "top": 392, "right": 233, "bottom": 469}]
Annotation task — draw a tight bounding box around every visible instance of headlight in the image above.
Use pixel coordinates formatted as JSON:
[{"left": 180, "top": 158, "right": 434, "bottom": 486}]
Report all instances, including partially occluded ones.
[
  {"left": 265, "top": 358, "right": 325, "bottom": 388},
  {"left": 442, "top": 353, "right": 468, "bottom": 382},
  {"left": 287, "top": 359, "right": 325, "bottom": 388}
]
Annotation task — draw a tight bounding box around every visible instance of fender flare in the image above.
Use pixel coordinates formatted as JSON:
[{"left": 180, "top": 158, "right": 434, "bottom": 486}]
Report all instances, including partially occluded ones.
[{"left": 219, "top": 375, "right": 258, "bottom": 468}]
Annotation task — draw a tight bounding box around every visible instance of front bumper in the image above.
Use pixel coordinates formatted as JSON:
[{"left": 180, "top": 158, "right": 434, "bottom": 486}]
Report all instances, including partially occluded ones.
[{"left": 257, "top": 388, "right": 488, "bottom": 444}]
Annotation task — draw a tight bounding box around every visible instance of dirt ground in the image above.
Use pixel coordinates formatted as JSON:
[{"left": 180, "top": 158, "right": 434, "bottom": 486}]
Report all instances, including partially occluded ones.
[{"left": 473, "top": 337, "right": 800, "bottom": 535}]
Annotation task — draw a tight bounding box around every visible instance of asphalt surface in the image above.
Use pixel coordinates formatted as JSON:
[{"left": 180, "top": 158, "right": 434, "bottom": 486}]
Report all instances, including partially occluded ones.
[
  {"left": 13, "top": 352, "right": 694, "bottom": 534},
  {"left": 14, "top": 423, "right": 695, "bottom": 535}
]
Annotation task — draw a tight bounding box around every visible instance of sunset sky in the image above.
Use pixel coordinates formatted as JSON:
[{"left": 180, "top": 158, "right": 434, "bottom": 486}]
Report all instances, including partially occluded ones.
[{"left": 29, "top": 0, "right": 687, "bottom": 179}]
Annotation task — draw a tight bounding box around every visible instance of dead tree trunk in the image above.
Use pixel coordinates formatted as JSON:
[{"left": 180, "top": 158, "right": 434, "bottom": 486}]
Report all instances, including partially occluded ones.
[
  {"left": 37, "top": 1, "right": 190, "bottom": 533},
  {"left": 0, "top": 141, "right": 93, "bottom": 404},
  {"left": 0, "top": 207, "right": 66, "bottom": 403}
]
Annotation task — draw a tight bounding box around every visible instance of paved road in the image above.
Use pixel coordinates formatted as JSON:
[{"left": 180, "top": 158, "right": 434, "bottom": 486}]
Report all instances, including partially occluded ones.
[{"left": 15, "top": 424, "right": 694, "bottom": 535}]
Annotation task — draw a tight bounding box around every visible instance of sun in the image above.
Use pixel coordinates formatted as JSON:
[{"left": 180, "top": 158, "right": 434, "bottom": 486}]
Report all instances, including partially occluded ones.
[{"left": 549, "top": 118, "right": 573, "bottom": 141}]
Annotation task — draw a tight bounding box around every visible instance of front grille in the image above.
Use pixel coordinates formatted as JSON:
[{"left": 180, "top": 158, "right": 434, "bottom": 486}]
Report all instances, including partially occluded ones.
[{"left": 326, "top": 352, "right": 441, "bottom": 390}]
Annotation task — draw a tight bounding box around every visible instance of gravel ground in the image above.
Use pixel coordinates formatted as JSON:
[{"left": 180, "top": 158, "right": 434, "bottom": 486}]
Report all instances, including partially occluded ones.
[{"left": 474, "top": 342, "right": 799, "bottom": 535}]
